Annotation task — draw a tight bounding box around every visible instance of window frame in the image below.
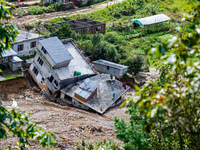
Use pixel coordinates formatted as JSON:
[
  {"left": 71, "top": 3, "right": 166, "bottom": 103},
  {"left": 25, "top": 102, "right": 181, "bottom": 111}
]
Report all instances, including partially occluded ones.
[
  {"left": 37, "top": 57, "right": 44, "bottom": 66},
  {"left": 41, "top": 46, "right": 47, "bottom": 54},
  {"left": 17, "top": 44, "right": 24, "bottom": 51},
  {"left": 30, "top": 41, "right": 36, "bottom": 48},
  {"left": 32, "top": 66, "right": 39, "bottom": 76}
]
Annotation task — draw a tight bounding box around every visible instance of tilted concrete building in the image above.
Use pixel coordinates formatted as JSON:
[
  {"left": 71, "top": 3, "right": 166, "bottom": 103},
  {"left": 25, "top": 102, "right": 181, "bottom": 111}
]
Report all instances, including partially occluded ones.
[{"left": 29, "top": 37, "right": 97, "bottom": 98}]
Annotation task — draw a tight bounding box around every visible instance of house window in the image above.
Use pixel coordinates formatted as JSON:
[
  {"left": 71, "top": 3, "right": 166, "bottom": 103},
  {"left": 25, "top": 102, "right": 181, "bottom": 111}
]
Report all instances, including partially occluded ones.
[
  {"left": 30, "top": 41, "right": 36, "bottom": 48},
  {"left": 48, "top": 75, "right": 54, "bottom": 82},
  {"left": 107, "top": 66, "right": 110, "bottom": 70},
  {"left": 37, "top": 57, "right": 44, "bottom": 66},
  {"left": 41, "top": 46, "right": 47, "bottom": 54},
  {"left": 54, "top": 80, "right": 58, "bottom": 87},
  {"left": 17, "top": 44, "right": 24, "bottom": 51},
  {"left": 32, "top": 66, "right": 39, "bottom": 75}
]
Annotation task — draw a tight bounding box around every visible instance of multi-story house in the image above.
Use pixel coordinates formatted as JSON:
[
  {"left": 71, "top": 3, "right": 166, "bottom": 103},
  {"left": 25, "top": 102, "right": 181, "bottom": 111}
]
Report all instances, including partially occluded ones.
[{"left": 29, "top": 37, "right": 96, "bottom": 98}]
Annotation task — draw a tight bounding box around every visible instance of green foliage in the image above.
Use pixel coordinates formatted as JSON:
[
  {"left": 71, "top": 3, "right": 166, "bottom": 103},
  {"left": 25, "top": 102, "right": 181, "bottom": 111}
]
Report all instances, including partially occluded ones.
[
  {"left": 2, "top": 74, "right": 23, "bottom": 81},
  {"left": 76, "top": 139, "right": 121, "bottom": 150},
  {"left": 114, "top": 102, "right": 149, "bottom": 150},
  {"left": 0, "top": 68, "right": 3, "bottom": 75},
  {"left": 51, "top": 23, "right": 73, "bottom": 39},
  {"left": 19, "top": 52, "right": 36, "bottom": 61},
  {"left": 26, "top": 2, "right": 74, "bottom": 15},
  {"left": 0, "top": 0, "right": 59, "bottom": 149},
  {"left": 0, "top": 0, "right": 19, "bottom": 57},
  {"left": 112, "top": 3, "right": 200, "bottom": 150},
  {"left": 132, "top": 4, "right": 200, "bottom": 149},
  {"left": 124, "top": 55, "right": 144, "bottom": 75},
  {"left": 0, "top": 101, "right": 59, "bottom": 149}
]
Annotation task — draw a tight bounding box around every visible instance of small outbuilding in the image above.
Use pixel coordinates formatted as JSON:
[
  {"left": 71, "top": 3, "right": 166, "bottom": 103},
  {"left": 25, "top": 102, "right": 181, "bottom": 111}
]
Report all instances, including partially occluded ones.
[
  {"left": 0, "top": 49, "right": 23, "bottom": 71},
  {"left": 8, "top": 56, "right": 23, "bottom": 71},
  {"left": 129, "top": 14, "right": 171, "bottom": 26},
  {"left": 93, "top": 59, "right": 128, "bottom": 77}
]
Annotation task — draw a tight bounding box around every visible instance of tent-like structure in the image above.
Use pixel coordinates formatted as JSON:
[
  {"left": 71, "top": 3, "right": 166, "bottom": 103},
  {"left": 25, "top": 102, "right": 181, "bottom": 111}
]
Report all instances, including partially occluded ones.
[{"left": 130, "top": 14, "right": 171, "bottom": 26}]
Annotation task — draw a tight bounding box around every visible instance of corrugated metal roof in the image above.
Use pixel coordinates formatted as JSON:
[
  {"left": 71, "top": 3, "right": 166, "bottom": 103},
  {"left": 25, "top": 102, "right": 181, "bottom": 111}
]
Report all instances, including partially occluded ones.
[
  {"left": 74, "top": 78, "right": 99, "bottom": 99},
  {"left": 39, "top": 37, "right": 74, "bottom": 64},
  {"left": 2, "top": 49, "right": 17, "bottom": 57},
  {"left": 130, "top": 14, "right": 170, "bottom": 26},
  {"left": 9, "top": 56, "right": 23, "bottom": 63},
  {"left": 14, "top": 30, "right": 43, "bottom": 43},
  {"left": 93, "top": 59, "right": 128, "bottom": 69}
]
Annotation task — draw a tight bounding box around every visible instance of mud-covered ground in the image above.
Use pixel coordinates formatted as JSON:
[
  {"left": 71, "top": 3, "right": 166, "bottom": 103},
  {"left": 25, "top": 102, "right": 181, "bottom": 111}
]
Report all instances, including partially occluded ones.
[
  {"left": 0, "top": 88, "right": 131, "bottom": 150},
  {"left": 0, "top": 68, "right": 159, "bottom": 150}
]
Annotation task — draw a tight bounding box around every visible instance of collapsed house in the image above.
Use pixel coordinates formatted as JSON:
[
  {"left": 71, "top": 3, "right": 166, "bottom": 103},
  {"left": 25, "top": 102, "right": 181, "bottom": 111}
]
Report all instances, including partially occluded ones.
[
  {"left": 0, "top": 49, "right": 23, "bottom": 71},
  {"left": 29, "top": 37, "right": 97, "bottom": 98},
  {"left": 60, "top": 74, "right": 130, "bottom": 114},
  {"left": 53, "top": 18, "right": 106, "bottom": 34},
  {"left": 11, "top": 30, "right": 43, "bottom": 56},
  {"left": 93, "top": 59, "right": 128, "bottom": 77},
  {"left": 29, "top": 37, "right": 130, "bottom": 113}
]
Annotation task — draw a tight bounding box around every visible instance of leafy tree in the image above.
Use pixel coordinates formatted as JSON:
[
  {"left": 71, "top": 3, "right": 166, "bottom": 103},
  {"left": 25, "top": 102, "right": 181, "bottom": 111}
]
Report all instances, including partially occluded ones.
[
  {"left": 0, "top": 1, "right": 59, "bottom": 149},
  {"left": 0, "top": 0, "right": 18, "bottom": 57},
  {"left": 114, "top": 102, "right": 149, "bottom": 150},
  {"left": 0, "top": 101, "right": 59, "bottom": 149},
  {"left": 52, "top": 23, "right": 73, "bottom": 39},
  {"left": 78, "top": 40, "right": 94, "bottom": 56},
  {"left": 113, "top": 3, "right": 200, "bottom": 150},
  {"left": 124, "top": 55, "right": 144, "bottom": 75}
]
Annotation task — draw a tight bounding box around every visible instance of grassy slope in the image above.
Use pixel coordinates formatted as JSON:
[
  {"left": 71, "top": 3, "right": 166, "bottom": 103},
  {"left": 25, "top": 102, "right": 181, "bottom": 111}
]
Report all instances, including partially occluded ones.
[{"left": 39, "top": 0, "right": 196, "bottom": 68}]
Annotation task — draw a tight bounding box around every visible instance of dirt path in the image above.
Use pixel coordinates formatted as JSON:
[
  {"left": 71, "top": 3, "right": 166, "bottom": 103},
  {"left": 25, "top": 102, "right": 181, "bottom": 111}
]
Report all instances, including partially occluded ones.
[{"left": 13, "top": 0, "right": 125, "bottom": 25}]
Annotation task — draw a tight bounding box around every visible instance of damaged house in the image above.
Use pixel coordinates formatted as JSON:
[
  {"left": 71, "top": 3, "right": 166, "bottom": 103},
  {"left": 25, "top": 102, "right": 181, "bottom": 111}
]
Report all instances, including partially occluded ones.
[
  {"left": 29, "top": 36, "right": 130, "bottom": 113},
  {"left": 29, "top": 37, "right": 96, "bottom": 98},
  {"left": 60, "top": 74, "right": 130, "bottom": 114}
]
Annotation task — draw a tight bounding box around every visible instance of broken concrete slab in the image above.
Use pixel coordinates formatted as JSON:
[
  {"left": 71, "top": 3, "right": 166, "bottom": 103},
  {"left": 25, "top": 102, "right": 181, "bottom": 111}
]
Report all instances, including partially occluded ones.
[{"left": 60, "top": 74, "right": 130, "bottom": 114}]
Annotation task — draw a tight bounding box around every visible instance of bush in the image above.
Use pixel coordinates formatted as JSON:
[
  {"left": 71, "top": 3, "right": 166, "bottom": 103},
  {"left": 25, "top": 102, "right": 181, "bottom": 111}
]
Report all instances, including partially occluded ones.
[
  {"left": 125, "top": 55, "right": 144, "bottom": 75},
  {"left": 26, "top": 2, "right": 74, "bottom": 15}
]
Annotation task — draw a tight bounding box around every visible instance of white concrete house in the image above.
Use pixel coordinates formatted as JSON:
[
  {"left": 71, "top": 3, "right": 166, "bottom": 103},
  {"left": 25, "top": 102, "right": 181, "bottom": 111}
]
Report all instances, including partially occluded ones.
[
  {"left": 29, "top": 37, "right": 96, "bottom": 98},
  {"left": 11, "top": 30, "right": 43, "bottom": 56},
  {"left": 0, "top": 49, "right": 23, "bottom": 71}
]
